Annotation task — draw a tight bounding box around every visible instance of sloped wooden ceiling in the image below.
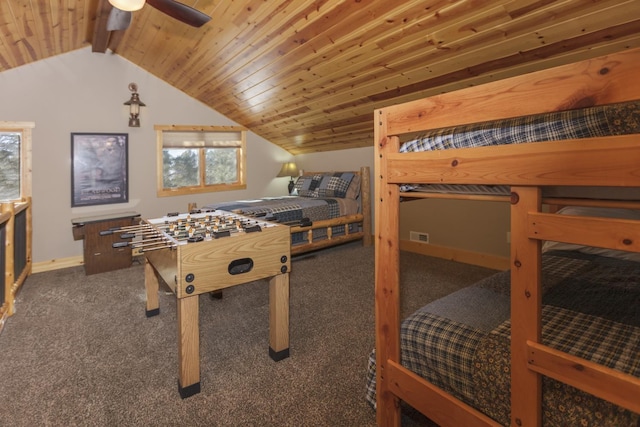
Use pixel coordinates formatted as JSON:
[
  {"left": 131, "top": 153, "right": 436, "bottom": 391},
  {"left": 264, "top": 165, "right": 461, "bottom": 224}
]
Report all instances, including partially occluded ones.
[{"left": 1, "top": 0, "right": 640, "bottom": 154}]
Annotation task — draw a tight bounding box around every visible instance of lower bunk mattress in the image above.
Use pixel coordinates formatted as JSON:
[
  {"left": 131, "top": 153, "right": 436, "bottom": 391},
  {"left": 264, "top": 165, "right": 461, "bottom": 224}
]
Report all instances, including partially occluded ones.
[
  {"left": 203, "top": 195, "right": 360, "bottom": 244},
  {"left": 366, "top": 250, "right": 640, "bottom": 426}
]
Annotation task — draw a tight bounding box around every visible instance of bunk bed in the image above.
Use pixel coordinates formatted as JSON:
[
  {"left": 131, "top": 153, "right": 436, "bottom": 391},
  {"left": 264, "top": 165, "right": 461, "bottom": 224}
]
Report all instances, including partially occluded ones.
[
  {"left": 204, "top": 166, "right": 371, "bottom": 256},
  {"left": 369, "top": 48, "right": 640, "bottom": 427}
]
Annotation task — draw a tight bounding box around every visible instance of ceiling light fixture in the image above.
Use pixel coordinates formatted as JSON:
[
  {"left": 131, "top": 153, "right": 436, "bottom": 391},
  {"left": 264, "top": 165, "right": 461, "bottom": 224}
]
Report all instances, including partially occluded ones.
[{"left": 108, "top": 0, "right": 145, "bottom": 12}]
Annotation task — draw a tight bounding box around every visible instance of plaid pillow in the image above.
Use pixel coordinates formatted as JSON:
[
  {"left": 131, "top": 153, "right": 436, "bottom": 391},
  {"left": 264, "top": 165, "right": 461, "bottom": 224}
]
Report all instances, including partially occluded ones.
[
  {"left": 294, "top": 174, "right": 323, "bottom": 197},
  {"left": 294, "top": 172, "right": 355, "bottom": 198}
]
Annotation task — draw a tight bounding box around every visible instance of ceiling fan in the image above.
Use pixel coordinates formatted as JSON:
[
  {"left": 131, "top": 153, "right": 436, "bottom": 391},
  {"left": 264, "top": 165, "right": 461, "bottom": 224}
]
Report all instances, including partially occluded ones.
[{"left": 106, "top": 0, "right": 211, "bottom": 31}]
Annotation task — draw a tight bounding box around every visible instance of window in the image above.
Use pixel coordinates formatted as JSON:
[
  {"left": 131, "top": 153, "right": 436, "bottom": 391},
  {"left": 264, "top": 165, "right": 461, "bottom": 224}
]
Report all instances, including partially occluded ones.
[
  {"left": 155, "top": 125, "right": 247, "bottom": 197},
  {"left": 0, "top": 122, "right": 33, "bottom": 202}
]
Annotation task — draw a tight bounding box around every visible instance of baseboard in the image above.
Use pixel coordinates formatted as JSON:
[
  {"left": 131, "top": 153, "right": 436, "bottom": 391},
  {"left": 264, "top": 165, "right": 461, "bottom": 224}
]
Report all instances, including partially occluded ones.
[
  {"left": 400, "top": 239, "right": 509, "bottom": 271},
  {"left": 32, "top": 241, "right": 507, "bottom": 274},
  {"left": 32, "top": 256, "right": 84, "bottom": 273}
]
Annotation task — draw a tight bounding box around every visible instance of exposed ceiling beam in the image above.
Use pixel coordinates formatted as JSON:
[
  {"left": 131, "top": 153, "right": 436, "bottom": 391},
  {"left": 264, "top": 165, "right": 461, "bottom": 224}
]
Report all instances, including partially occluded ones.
[{"left": 92, "top": 0, "right": 115, "bottom": 53}]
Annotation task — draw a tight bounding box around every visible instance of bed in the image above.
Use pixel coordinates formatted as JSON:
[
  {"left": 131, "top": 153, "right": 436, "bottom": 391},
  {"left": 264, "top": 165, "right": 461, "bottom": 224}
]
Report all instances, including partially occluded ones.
[
  {"left": 370, "top": 47, "right": 640, "bottom": 427},
  {"left": 203, "top": 166, "right": 371, "bottom": 256}
]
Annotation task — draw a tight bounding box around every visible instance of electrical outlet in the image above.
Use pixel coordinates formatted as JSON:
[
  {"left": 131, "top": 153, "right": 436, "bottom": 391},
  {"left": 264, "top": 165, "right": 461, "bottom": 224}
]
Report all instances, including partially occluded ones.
[{"left": 410, "top": 231, "right": 429, "bottom": 244}]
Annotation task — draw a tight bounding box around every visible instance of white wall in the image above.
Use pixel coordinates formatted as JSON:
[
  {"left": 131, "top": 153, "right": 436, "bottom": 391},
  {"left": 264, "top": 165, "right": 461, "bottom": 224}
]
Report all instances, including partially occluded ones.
[{"left": 0, "top": 47, "right": 295, "bottom": 263}]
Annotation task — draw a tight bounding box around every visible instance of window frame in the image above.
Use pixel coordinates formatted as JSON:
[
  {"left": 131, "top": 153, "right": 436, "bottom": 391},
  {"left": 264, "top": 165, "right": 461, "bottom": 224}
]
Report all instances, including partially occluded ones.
[
  {"left": 0, "top": 121, "right": 34, "bottom": 203},
  {"left": 155, "top": 125, "right": 247, "bottom": 197}
]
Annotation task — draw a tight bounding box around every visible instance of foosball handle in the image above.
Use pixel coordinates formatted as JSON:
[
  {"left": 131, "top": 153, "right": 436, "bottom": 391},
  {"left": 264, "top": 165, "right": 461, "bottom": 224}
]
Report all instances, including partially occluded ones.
[
  {"left": 245, "top": 224, "right": 262, "bottom": 233},
  {"left": 112, "top": 242, "right": 129, "bottom": 248}
]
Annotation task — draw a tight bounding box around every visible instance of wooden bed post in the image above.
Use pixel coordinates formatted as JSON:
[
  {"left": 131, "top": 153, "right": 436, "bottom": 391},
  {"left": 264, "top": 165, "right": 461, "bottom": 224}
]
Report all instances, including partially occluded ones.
[
  {"left": 360, "top": 166, "right": 372, "bottom": 246},
  {"left": 510, "top": 186, "right": 542, "bottom": 427},
  {"left": 374, "top": 107, "right": 402, "bottom": 426}
]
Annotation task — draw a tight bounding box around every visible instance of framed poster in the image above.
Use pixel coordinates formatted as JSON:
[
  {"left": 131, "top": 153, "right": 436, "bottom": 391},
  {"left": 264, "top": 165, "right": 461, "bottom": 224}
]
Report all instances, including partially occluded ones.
[{"left": 71, "top": 133, "right": 129, "bottom": 207}]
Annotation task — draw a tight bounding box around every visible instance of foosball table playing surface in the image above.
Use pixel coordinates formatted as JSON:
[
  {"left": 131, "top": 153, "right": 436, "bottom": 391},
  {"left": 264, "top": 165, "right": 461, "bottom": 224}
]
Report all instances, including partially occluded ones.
[{"left": 116, "top": 209, "right": 292, "bottom": 398}]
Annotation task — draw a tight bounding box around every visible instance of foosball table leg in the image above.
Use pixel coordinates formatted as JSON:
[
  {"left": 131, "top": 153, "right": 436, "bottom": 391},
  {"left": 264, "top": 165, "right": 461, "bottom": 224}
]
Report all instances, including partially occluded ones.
[
  {"left": 144, "top": 260, "right": 160, "bottom": 317},
  {"left": 268, "top": 272, "right": 290, "bottom": 361},
  {"left": 177, "top": 294, "right": 201, "bottom": 398}
]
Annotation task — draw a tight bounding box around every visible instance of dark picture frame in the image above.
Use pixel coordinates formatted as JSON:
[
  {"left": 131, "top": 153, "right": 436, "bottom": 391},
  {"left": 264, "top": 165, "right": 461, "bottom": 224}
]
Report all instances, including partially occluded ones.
[{"left": 71, "top": 133, "right": 129, "bottom": 207}]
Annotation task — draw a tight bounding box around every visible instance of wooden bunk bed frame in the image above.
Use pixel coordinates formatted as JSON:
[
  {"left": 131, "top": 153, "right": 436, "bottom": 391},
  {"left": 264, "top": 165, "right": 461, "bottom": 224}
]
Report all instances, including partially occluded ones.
[{"left": 373, "top": 48, "right": 640, "bottom": 427}]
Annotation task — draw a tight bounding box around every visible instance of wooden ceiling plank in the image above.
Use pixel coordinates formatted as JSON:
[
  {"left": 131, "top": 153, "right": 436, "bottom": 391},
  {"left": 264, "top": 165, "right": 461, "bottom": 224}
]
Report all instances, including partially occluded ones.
[
  {"left": 71, "top": 0, "right": 89, "bottom": 49},
  {"left": 47, "top": 0, "right": 65, "bottom": 54},
  {"left": 0, "top": 1, "right": 31, "bottom": 68},
  {"left": 228, "top": 5, "right": 439, "bottom": 101},
  {"left": 243, "top": 0, "right": 610, "bottom": 111},
  {"left": 268, "top": 35, "right": 640, "bottom": 154},
  {"left": 186, "top": 0, "right": 367, "bottom": 93},
  {"left": 116, "top": 3, "right": 159, "bottom": 63},
  {"left": 207, "top": 1, "right": 508, "bottom": 116},
  {"left": 135, "top": 0, "right": 262, "bottom": 87},
  {"left": 218, "top": 0, "right": 487, "bottom": 96},
  {"left": 197, "top": 0, "right": 410, "bottom": 101},
  {"left": 230, "top": 0, "right": 626, "bottom": 117},
  {"left": 179, "top": 0, "right": 337, "bottom": 95},
  {"left": 168, "top": 0, "right": 287, "bottom": 81},
  {"left": 0, "top": 3, "right": 18, "bottom": 69},
  {"left": 19, "top": 0, "right": 46, "bottom": 61},
  {"left": 246, "top": 27, "right": 640, "bottom": 141},
  {"left": 333, "top": 0, "right": 640, "bottom": 105},
  {"left": 224, "top": 0, "right": 636, "bottom": 127}
]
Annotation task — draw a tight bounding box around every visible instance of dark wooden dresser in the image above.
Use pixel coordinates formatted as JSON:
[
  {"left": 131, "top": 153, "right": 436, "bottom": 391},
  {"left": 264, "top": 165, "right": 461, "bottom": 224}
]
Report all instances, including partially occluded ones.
[{"left": 72, "top": 211, "right": 140, "bottom": 275}]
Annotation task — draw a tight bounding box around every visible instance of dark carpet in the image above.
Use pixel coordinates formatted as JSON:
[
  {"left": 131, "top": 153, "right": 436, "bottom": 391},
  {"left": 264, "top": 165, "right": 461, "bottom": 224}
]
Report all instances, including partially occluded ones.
[{"left": 0, "top": 242, "right": 495, "bottom": 426}]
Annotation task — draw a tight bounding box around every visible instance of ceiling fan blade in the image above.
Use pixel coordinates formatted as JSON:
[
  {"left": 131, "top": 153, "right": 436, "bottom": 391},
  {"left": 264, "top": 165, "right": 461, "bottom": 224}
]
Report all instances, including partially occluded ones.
[
  {"left": 106, "top": 7, "right": 133, "bottom": 31},
  {"left": 146, "top": 0, "right": 211, "bottom": 27}
]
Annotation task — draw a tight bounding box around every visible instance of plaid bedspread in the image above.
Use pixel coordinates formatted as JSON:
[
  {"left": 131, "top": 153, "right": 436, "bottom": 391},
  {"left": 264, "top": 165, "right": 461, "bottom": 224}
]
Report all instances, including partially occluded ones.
[
  {"left": 399, "top": 100, "right": 640, "bottom": 193},
  {"left": 400, "top": 101, "right": 640, "bottom": 153},
  {"left": 203, "top": 196, "right": 359, "bottom": 244},
  {"left": 366, "top": 251, "right": 640, "bottom": 426}
]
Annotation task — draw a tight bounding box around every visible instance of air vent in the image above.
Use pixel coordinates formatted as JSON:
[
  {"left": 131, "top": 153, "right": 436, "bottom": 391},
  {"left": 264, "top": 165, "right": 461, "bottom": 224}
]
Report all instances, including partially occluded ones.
[{"left": 410, "top": 231, "right": 429, "bottom": 244}]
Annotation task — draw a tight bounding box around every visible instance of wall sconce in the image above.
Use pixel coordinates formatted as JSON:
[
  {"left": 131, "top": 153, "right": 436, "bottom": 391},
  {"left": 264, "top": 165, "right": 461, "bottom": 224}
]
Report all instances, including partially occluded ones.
[
  {"left": 276, "top": 162, "right": 299, "bottom": 194},
  {"left": 124, "top": 83, "right": 145, "bottom": 127}
]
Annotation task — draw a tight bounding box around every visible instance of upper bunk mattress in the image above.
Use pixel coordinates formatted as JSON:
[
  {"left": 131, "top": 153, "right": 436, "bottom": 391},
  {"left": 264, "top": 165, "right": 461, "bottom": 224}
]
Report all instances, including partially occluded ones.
[{"left": 399, "top": 100, "right": 640, "bottom": 198}]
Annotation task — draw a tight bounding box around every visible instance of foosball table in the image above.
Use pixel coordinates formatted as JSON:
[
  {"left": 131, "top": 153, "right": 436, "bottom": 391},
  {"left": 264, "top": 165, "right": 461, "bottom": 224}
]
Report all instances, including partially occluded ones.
[{"left": 109, "top": 209, "right": 291, "bottom": 398}]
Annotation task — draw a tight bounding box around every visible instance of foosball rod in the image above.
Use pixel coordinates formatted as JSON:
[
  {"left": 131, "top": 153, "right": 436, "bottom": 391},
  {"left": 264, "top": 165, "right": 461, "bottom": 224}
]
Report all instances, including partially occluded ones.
[
  {"left": 100, "top": 224, "right": 155, "bottom": 235},
  {"left": 138, "top": 243, "right": 177, "bottom": 252},
  {"left": 113, "top": 239, "right": 169, "bottom": 249},
  {"left": 125, "top": 236, "right": 165, "bottom": 244},
  {"left": 119, "top": 230, "right": 163, "bottom": 239}
]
